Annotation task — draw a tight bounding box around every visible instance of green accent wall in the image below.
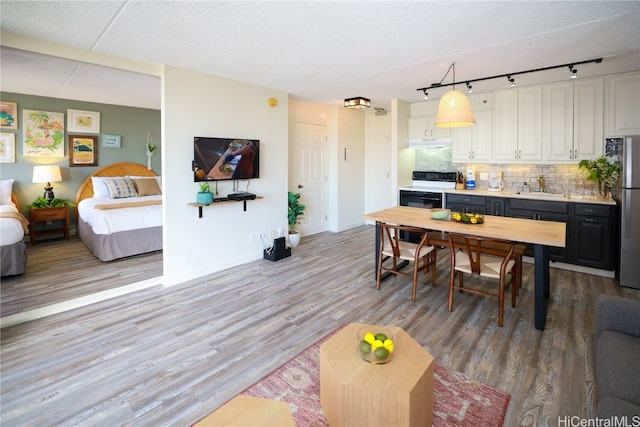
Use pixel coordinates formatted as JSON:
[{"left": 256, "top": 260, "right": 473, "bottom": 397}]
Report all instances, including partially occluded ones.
[{"left": 0, "top": 92, "right": 161, "bottom": 219}]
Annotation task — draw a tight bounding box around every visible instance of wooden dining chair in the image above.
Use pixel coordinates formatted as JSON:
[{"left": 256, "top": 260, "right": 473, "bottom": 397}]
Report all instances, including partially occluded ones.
[
  {"left": 447, "top": 233, "right": 517, "bottom": 327},
  {"left": 376, "top": 221, "right": 437, "bottom": 301}
]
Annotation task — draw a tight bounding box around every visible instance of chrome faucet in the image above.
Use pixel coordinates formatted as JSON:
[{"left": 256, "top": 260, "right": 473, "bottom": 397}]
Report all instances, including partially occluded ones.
[{"left": 538, "top": 175, "right": 546, "bottom": 193}]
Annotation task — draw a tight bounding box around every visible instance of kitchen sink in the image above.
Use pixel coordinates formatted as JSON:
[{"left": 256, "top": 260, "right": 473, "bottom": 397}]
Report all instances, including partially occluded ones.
[{"left": 516, "top": 192, "right": 567, "bottom": 199}]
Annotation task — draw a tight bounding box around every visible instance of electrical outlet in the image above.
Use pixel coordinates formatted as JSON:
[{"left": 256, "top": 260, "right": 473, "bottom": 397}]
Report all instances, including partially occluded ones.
[{"left": 480, "top": 172, "right": 489, "bottom": 181}]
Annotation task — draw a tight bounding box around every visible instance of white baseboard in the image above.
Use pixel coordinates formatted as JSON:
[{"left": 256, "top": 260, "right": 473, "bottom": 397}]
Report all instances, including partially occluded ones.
[{"left": 522, "top": 256, "right": 616, "bottom": 278}]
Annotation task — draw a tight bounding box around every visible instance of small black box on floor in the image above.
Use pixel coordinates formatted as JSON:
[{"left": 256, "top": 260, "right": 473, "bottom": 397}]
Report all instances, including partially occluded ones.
[{"left": 263, "top": 247, "right": 291, "bottom": 262}]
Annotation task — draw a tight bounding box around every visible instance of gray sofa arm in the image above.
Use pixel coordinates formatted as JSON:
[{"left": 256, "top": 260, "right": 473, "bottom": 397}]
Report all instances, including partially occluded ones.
[{"left": 595, "top": 295, "right": 640, "bottom": 341}]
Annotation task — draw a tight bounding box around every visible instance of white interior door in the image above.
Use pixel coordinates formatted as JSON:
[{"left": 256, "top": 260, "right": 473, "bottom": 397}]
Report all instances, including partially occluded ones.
[
  {"left": 365, "top": 112, "right": 392, "bottom": 214},
  {"left": 294, "top": 122, "right": 327, "bottom": 236}
]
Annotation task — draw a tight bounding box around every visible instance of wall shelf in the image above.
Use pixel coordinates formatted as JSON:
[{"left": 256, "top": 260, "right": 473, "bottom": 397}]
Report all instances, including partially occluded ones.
[{"left": 188, "top": 196, "right": 262, "bottom": 218}]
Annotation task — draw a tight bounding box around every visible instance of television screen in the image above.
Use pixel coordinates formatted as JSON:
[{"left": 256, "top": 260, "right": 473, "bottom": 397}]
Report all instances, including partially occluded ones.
[{"left": 193, "top": 137, "right": 259, "bottom": 181}]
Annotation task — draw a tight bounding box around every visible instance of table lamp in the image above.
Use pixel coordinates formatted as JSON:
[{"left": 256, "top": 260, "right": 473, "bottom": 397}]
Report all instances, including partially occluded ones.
[{"left": 32, "top": 165, "right": 62, "bottom": 200}]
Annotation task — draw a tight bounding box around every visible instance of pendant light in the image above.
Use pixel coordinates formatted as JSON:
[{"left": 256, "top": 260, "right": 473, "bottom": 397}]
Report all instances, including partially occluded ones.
[{"left": 434, "top": 63, "right": 475, "bottom": 128}]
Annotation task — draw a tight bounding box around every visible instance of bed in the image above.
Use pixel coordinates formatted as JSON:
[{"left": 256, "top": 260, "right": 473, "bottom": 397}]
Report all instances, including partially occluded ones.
[
  {"left": 1, "top": 183, "right": 29, "bottom": 276},
  {"left": 75, "top": 162, "right": 162, "bottom": 262}
]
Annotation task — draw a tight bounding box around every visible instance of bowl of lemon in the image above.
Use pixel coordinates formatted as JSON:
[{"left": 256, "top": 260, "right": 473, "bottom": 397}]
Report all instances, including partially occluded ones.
[
  {"left": 430, "top": 208, "right": 451, "bottom": 220},
  {"left": 357, "top": 326, "right": 396, "bottom": 364},
  {"left": 451, "top": 211, "right": 485, "bottom": 224}
]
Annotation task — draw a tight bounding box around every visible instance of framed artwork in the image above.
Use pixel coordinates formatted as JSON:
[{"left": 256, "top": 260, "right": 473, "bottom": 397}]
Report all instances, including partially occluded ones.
[
  {"left": 0, "top": 102, "right": 18, "bottom": 130},
  {"left": 67, "top": 109, "right": 100, "bottom": 133},
  {"left": 0, "top": 133, "right": 16, "bottom": 163},
  {"left": 69, "top": 134, "right": 98, "bottom": 166},
  {"left": 23, "top": 110, "right": 65, "bottom": 157},
  {"left": 102, "top": 134, "right": 121, "bottom": 148}
]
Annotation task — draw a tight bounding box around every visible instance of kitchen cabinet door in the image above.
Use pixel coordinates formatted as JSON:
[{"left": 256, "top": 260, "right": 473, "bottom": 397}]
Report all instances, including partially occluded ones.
[
  {"left": 574, "top": 78, "right": 604, "bottom": 160},
  {"left": 605, "top": 72, "right": 640, "bottom": 136},
  {"left": 571, "top": 204, "right": 615, "bottom": 270},
  {"left": 517, "top": 86, "right": 543, "bottom": 161},
  {"left": 408, "top": 116, "right": 450, "bottom": 139},
  {"left": 544, "top": 82, "right": 574, "bottom": 161},
  {"left": 453, "top": 111, "right": 493, "bottom": 162},
  {"left": 494, "top": 87, "right": 542, "bottom": 161}
]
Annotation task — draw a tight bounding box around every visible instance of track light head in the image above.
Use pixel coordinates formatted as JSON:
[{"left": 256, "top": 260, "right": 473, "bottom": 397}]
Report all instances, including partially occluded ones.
[
  {"left": 570, "top": 66, "right": 578, "bottom": 78},
  {"left": 508, "top": 76, "right": 515, "bottom": 87},
  {"left": 423, "top": 89, "right": 429, "bottom": 100},
  {"left": 466, "top": 82, "right": 472, "bottom": 93}
]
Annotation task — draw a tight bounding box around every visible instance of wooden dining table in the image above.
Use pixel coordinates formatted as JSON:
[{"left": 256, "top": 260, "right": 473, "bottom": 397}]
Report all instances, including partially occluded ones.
[{"left": 363, "top": 206, "right": 567, "bottom": 331}]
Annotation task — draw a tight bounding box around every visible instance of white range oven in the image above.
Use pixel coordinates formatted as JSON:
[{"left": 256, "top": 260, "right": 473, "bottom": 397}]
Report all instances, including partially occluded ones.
[{"left": 398, "top": 171, "right": 457, "bottom": 242}]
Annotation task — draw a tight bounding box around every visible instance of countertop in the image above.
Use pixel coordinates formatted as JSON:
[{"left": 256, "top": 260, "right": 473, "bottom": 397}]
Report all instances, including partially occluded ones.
[{"left": 444, "top": 189, "right": 616, "bottom": 205}]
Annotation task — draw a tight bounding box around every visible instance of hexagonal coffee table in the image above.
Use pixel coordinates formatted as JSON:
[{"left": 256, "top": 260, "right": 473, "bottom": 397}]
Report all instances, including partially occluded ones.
[{"left": 320, "top": 323, "right": 434, "bottom": 426}]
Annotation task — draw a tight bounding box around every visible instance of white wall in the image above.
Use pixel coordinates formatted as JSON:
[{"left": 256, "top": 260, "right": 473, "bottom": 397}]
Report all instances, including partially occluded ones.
[{"left": 162, "top": 65, "right": 289, "bottom": 286}]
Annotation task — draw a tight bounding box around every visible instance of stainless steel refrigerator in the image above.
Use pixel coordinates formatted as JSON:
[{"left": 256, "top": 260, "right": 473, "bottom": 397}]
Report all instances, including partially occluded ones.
[{"left": 612, "top": 135, "right": 640, "bottom": 289}]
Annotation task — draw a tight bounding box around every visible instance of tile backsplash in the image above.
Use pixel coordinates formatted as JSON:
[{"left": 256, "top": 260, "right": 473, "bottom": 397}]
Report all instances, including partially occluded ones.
[{"left": 414, "top": 148, "right": 598, "bottom": 195}]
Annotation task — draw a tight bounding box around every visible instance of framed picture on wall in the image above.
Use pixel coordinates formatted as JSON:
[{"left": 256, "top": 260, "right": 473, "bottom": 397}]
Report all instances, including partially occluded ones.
[
  {"left": 0, "top": 102, "right": 18, "bottom": 130},
  {"left": 0, "top": 133, "right": 16, "bottom": 163},
  {"left": 67, "top": 109, "right": 100, "bottom": 133},
  {"left": 22, "top": 110, "right": 65, "bottom": 157},
  {"left": 69, "top": 134, "right": 98, "bottom": 166},
  {"left": 102, "top": 134, "right": 121, "bottom": 148}
]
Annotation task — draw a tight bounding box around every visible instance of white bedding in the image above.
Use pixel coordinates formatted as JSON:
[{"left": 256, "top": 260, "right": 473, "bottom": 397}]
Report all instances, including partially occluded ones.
[
  {"left": 0, "top": 204, "right": 25, "bottom": 246},
  {"left": 78, "top": 195, "right": 162, "bottom": 235}
]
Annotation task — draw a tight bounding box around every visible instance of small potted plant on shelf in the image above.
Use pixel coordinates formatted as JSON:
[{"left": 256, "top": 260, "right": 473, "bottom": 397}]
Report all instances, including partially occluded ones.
[
  {"left": 197, "top": 182, "right": 214, "bottom": 204},
  {"left": 287, "top": 191, "right": 306, "bottom": 248},
  {"left": 578, "top": 155, "right": 621, "bottom": 199}
]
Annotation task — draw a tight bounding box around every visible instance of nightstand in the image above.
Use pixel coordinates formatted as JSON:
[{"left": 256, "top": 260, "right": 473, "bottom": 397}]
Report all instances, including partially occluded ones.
[{"left": 30, "top": 206, "right": 70, "bottom": 245}]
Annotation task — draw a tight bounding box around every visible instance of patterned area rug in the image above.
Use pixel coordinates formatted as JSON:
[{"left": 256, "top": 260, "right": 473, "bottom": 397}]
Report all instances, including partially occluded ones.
[{"left": 232, "top": 325, "right": 510, "bottom": 426}]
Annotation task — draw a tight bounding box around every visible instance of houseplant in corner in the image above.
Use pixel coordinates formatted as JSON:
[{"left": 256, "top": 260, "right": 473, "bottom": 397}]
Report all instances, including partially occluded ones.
[
  {"left": 578, "top": 156, "right": 620, "bottom": 199},
  {"left": 197, "top": 182, "right": 214, "bottom": 204},
  {"left": 288, "top": 191, "right": 306, "bottom": 248}
]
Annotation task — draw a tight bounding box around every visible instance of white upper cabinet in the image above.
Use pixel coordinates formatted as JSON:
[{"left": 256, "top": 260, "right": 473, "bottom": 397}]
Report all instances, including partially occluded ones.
[
  {"left": 544, "top": 82, "right": 574, "bottom": 161},
  {"left": 408, "top": 116, "right": 451, "bottom": 139},
  {"left": 544, "top": 79, "right": 603, "bottom": 163},
  {"left": 452, "top": 111, "right": 493, "bottom": 162},
  {"left": 494, "top": 87, "right": 543, "bottom": 161},
  {"left": 605, "top": 72, "right": 640, "bottom": 136},
  {"left": 573, "top": 78, "right": 604, "bottom": 160}
]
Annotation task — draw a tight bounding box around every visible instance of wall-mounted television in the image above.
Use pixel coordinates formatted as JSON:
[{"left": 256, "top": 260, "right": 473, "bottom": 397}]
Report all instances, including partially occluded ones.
[{"left": 193, "top": 137, "right": 259, "bottom": 182}]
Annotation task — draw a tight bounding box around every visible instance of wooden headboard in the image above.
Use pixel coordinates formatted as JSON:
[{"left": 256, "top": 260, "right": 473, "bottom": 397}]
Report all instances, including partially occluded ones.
[
  {"left": 11, "top": 192, "right": 20, "bottom": 210},
  {"left": 74, "top": 162, "right": 157, "bottom": 206}
]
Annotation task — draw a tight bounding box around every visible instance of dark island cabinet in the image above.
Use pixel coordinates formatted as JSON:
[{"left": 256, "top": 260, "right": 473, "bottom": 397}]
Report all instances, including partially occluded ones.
[
  {"left": 570, "top": 204, "right": 616, "bottom": 270},
  {"left": 445, "top": 194, "right": 487, "bottom": 214},
  {"left": 506, "top": 199, "right": 569, "bottom": 262}
]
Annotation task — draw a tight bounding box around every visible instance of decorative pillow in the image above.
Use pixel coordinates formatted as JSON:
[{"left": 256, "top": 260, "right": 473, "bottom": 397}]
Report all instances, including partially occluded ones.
[
  {"left": 127, "top": 175, "right": 161, "bottom": 187},
  {"left": 0, "top": 179, "right": 14, "bottom": 205},
  {"left": 132, "top": 178, "right": 162, "bottom": 196},
  {"left": 91, "top": 176, "right": 116, "bottom": 198},
  {"left": 104, "top": 177, "right": 139, "bottom": 199}
]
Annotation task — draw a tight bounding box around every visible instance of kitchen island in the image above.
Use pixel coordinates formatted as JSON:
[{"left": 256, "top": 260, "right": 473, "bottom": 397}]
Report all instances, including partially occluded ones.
[{"left": 364, "top": 206, "right": 566, "bottom": 330}]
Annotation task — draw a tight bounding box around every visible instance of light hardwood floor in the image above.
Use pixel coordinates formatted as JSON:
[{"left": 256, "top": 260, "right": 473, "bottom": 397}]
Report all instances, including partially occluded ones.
[{"left": 1, "top": 225, "right": 638, "bottom": 426}]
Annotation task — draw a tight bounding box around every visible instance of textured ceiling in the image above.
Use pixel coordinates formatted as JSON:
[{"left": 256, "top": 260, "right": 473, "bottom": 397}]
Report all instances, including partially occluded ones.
[{"left": 1, "top": 1, "right": 639, "bottom": 110}]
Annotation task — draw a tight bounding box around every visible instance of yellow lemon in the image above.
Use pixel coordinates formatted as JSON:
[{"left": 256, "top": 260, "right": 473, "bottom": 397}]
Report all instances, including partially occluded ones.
[
  {"left": 470, "top": 218, "right": 477, "bottom": 224},
  {"left": 475, "top": 214, "right": 482, "bottom": 218},
  {"left": 364, "top": 332, "right": 375, "bottom": 345},
  {"left": 371, "top": 339, "right": 384, "bottom": 351},
  {"left": 384, "top": 338, "right": 394, "bottom": 353}
]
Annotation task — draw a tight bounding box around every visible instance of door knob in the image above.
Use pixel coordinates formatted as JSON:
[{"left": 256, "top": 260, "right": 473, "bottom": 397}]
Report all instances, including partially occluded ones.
[{"left": 298, "top": 184, "right": 303, "bottom": 189}]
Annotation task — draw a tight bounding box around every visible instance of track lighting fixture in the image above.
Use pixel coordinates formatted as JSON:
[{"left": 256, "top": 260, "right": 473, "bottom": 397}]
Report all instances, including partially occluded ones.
[
  {"left": 422, "top": 89, "right": 429, "bottom": 100},
  {"left": 466, "top": 82, "right": 472, "bottom": 93},
  {"left": 570, "top": 66, "right": 578, "bottom": 78},
  {"left": 416, "top": 57, "right": 602, "bottom": 99}
]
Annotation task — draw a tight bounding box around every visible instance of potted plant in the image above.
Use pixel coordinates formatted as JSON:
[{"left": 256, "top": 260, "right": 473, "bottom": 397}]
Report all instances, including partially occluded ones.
[
  {"left": 29, "top": 197, "right": 75, "bottom": 208},
  {"left": 578, "top": 156, "right": 621, "bottom": 199},
  {"left": 287, "top": 191, "right": 306, "bottom": 248},
  {"left": 197, "top": 182, "right": 214, "bottom": 204}
]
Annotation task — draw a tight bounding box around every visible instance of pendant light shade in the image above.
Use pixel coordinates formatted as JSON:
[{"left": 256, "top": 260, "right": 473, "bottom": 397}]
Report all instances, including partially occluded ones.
[{"left": 435, "top": 89, "right": 475, "bottom": 127}]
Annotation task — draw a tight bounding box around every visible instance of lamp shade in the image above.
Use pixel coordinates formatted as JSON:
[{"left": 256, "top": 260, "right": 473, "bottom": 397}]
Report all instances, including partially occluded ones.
[
  {"left": 32, "top": 165, "right": 62, "bottom": 183},
  {"left": 435, "top": 90, "right": 476, "bottom": 127}
]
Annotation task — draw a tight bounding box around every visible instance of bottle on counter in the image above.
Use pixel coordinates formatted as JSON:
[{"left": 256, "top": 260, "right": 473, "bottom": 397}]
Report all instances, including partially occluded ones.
[
  {"left": 466, "top": 169, "right": 476, "bottom": 190},
  {"left": 522, "top": 182, "right": 530, "bottom": 193}
]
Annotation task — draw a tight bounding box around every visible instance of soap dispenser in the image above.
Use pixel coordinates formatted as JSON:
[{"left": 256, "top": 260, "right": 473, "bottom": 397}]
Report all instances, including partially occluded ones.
[{"left": 521, "top": 182, "right": 530, "bottom": 193}]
